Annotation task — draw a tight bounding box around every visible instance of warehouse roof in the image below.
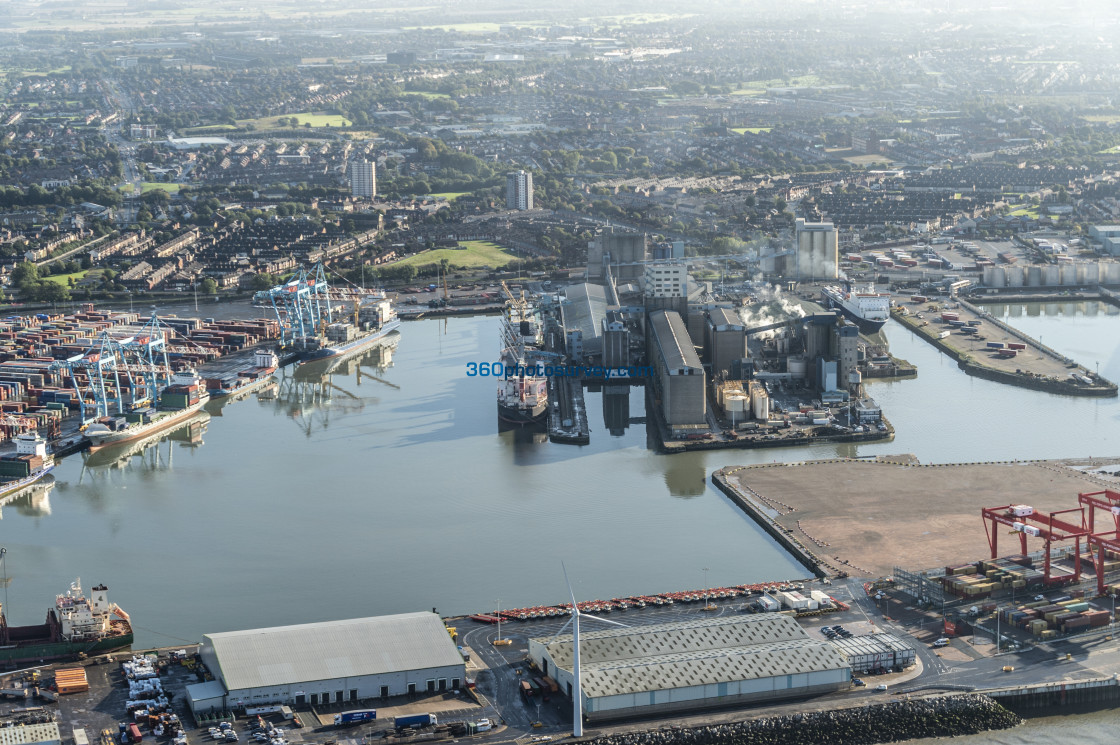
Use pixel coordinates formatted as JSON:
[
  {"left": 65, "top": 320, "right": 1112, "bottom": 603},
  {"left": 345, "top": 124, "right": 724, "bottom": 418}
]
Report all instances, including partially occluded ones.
[
  {"left": 560, "top": 283, "right": 609, "bottom": 354},
  {"left": 532, "top": 615, "right": 848, "bottom": 698},
  {"left": 0, "top": 723, "right": 60, "bottom": 745},
  {"left": 707, "top": 307, "right": 744, "bottom": 331},
  {"left": 829, "top": 633, "right": 914, "bottom": 660},
  {"left": 204, "top": 612, "right": 463, "bottom": 691},
  {"left": 649, "top": 310, "right": 702, "bottom": 372}
]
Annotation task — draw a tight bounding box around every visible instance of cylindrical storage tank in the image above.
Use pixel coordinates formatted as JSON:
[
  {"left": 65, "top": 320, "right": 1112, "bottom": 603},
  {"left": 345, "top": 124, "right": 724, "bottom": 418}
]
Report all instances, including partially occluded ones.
[
  {"left": 787, "top": 356, "right": 807, "bottom": 378},
  {"left": 1106, "top": 263, "right": 1120, "bottom": 284},
  {"left": 1060, "top": 264, "right": 1076, "bottom": 285},
  {"left": 1084, "top": 262, "right": 1100, "bottom": 284},
  {"left": 991, "top": 267, "right": 1006, "bottom": 287},
  {"left": 1043, "top": 265, "right": 1061, "bottom": 286},
  {"left": 1007, "top": 266, "right": 1024, "bottom": 287},
  {"left": 753, "top": 394, "right": 770, "bottom": 421},
  {"left": 725, "top": 394, "right": 746, "bottom": 413},
  {"left": 982, "top": 266, "right": 998, "bottom": 286},
  {"left": 1027, "top": 266, "right": 1042, "bottom": 286},
  {"left": 849, "top": 370, "right": 863, "bottom": 388},
  {"left": 1075, "top": 264, "right": 1086, "bottom": 284}
]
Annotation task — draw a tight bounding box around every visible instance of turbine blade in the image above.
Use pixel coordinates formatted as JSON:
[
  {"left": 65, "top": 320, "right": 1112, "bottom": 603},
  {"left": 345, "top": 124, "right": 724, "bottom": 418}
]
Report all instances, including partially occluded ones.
[
  {"left": 562, "top": 561, "right": 580, "bottom": 616},
  {"left": 548, "top": 616, "right": 574, "bottom": 644},
  {"left": 582, "top": 615, "right": 629, "bottom": 629}
]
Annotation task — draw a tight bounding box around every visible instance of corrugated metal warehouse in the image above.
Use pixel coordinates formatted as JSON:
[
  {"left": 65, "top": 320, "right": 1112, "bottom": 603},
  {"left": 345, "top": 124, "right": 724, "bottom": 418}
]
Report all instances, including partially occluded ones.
[
  {"left": 186, "top": 613, "right": 465, "bottom": 716},
  {"left": 528, "top": 615, "right": 849, "bottom": 722},
  {"left": 829, "top": 634, "right": 916, "bottom": 674}
]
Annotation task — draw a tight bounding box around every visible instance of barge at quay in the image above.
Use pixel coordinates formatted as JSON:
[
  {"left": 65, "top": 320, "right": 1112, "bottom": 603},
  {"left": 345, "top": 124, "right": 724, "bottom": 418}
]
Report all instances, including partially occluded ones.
[{"left": 0, "top": 577, "right": 132, "bottom": 668}]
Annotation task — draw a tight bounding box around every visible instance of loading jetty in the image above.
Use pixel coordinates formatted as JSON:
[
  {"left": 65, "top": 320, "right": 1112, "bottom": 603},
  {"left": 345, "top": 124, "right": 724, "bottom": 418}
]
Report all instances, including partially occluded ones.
[{"left": 891, "top": 296, "right": 1116, "bottom": 397}]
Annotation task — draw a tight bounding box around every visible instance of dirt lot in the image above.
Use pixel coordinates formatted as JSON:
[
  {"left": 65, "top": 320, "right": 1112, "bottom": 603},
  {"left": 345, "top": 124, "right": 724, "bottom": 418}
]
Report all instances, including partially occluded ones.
[{"left": 728, "top": 458, "right": 1120, "bottom": 576}]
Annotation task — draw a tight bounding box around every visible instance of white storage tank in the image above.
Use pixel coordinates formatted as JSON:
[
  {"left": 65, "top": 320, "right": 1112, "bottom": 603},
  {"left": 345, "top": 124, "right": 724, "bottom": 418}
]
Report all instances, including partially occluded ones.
[
  {"left": 1026, "top": 266, "right": 1042, "bottom": 286},
  {"left": 1007, "top": 266, "right": 1024, "bottom": 287},
  {"left": 1075, "top": 263, "right": 1087, "bottom": 284},
  {"left": 1105, "top": 263, "right": 1120, "bottom": 284},
  {"left": 1084, "top": 262, "right": 1100, "bottom": 284},
  {"left": 1061, "top": 264, "right": 1078, "bottom": 285},
  {"left": 991, "top": 266, "right": 1006, "bottom": 287},
  {"left": 787, "top": 356, "right": 808, "bottom": 378},
  {"left": 1043, "top": 265, "right": 1061, "bottom": 286},
  {"left": 725, "top": 394, "right": 747, "bottom": 413},
  {"left": 753, "top": 393, "right": 770, "bottom": 421}
]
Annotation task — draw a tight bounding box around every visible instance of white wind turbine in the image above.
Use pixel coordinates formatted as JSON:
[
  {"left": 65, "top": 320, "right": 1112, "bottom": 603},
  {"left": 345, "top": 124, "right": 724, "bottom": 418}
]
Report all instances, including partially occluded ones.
[{"left": 549, "top": 564, "right": 627, "bottom": 737}]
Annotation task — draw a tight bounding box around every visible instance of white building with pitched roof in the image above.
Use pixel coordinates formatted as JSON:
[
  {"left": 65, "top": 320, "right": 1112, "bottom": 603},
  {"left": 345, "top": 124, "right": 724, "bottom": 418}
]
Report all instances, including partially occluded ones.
[
  {"left": 187, "top": 612, "right": 464, "bottom": 716},
  {"left": 529, "top": 615, "right": 849, "bottom": 722}
]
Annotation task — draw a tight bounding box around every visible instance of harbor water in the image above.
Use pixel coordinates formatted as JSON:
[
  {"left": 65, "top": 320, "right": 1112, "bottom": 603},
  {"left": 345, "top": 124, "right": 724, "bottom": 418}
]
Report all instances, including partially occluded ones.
[{"left": 3, "top": 301, "right": 1120, "bottom": 652}]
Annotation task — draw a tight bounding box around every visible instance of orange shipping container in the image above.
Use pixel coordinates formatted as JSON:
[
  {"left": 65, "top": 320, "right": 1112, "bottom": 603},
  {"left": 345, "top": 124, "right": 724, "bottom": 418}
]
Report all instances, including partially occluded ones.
[{"left": 55, "top": 667, "right": 89, "bottom": 694}]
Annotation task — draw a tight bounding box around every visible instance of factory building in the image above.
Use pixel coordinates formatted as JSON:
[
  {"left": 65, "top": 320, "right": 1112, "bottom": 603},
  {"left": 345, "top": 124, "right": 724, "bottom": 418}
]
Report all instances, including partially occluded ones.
[
  {"left": 186, "top": 613, "right": 465, "bottom": 717},
  {"left": 505, "top": 170, "right": 534, "bottom": 211},
  {"left": 601, "top": 311, "right": 630, "bottom": 369},
  {"left": 835, "top": 322, "right": 859, "bottom": 388},
  {"left": 528, "top": 615, "right": 850, "bottom": 723},
  {"left": 795, "top": 218, "right": 838, "bottom": 280},
  {"left": 348, "top": 160, "right": 376, "bottom": 198},
  {"left": 588, "top": 231, "right": 648, "bottom": 282},
  {"left": 1090, "top": 225, "right": 1120, "bottom": 256},
  {"left": 647, "top": 310, "right": 706, "bottom": 433},
  {"left": 829, "top": 634, "right": 915, "bottom": 674},
  {"left": 643, "top": 262, "right": 689, "bottom": 299},
  {"left": 561, "top": 283, "right": 610, "bottom": 361},
  {"left": 705, "top": 308, "right": 747, "bottom": 381}
]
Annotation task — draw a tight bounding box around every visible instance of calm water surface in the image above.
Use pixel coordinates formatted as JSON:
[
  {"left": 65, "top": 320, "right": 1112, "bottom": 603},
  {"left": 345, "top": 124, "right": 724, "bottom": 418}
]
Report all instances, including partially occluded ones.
[{"left": 1, "top": 304, "right": 1118, "bottom": 628}]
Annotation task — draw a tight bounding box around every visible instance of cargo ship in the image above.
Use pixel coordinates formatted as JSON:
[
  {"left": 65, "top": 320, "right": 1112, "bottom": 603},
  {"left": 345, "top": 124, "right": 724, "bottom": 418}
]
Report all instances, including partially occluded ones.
[
  {"left": 206, "top": 349, "right": 279, "bottom": 400},
  {"left": 0, "top": 433, "right": 55, "bottom": 498},
  {"left": 821, "top": 284, "right": 891, "bottom": 334},
  {"left": 496, "top": 289, "right": 548, "bottom": 427},
  {"left": 84, "top": 412, "right": 209, "bottom": 469},
  {"left": 497, "top": 358, "right": 548, "bottom": 426},
  {"left": 85, "top": 369, "right": 210, "bottom": 451},
  {"left": 0, "top": 578, "right": 132, "bottom": 668},
  {"left": 297, "top": 297, "right": 400, "bottom": 364}
]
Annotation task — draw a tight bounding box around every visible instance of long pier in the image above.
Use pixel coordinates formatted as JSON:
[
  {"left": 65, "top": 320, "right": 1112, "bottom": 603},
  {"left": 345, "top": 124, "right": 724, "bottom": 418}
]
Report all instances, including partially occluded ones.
[{"left": 891, "top": 297, "right": 1117, "bottom": 397}]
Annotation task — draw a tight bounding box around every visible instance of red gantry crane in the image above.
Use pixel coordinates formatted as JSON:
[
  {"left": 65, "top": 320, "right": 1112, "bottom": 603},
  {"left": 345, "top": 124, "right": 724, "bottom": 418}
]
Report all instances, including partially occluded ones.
[
  {"left": 981, "top": 504, "right": 1089, "bottom": 586},
  {"left": 1078, "top": 490, "right": 1120, "bottom": 595}
]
